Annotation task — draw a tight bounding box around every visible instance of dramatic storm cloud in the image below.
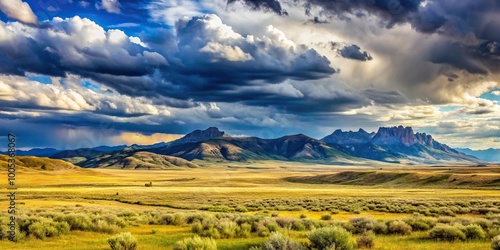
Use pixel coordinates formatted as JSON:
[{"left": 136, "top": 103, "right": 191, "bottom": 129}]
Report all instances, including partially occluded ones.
[
  {"left": 0, "top": 0, "right": 497, "bottom": 150},
  {"left": 170, "top": 14, "right": 334, "bottom": 87}
]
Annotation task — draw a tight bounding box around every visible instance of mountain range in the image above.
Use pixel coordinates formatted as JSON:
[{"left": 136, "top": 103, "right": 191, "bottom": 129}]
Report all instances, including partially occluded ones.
[
  {"left": 455, "top": 148, "right": 500, "bottom": 163},
  {"left": 4, "top": 126, "right": 494, "bottom": 169},
  {"left": 322, "top": 126, "right": 477, "bottom": 163}
]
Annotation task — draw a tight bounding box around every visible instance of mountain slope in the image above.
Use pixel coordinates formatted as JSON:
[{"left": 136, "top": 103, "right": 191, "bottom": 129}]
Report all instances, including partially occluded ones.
[{"left": 77, "top": 150, "right": 200, "bottom": 169}]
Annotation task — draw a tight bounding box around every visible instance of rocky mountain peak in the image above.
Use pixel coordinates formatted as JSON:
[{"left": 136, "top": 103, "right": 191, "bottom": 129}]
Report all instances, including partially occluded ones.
[
  {"left": 173, "top": 127, "right": 227, "bottom": 145},
  {"left": 372, "top": 126, "right": 417, "bottom": 145}
]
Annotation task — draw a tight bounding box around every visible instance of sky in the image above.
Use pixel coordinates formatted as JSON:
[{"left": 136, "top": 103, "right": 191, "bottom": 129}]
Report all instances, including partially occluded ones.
[{"left": 0, "top": 0, "right": 498, "bottom": 150}]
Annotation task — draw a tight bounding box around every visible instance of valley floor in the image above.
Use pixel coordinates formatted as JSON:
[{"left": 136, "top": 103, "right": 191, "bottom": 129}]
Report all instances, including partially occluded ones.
[{"left": 1, "top": 163, "right": 500, "bottom": 249}]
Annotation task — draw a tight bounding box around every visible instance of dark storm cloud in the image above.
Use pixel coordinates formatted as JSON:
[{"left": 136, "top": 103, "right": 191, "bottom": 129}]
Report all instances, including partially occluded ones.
[
  {"left": 339, "top": 44, "right": 373, "bottom": 61},
  {"left": 227, "top": 0, "right": 288, "bottom": 15},
  {"left": 139, "top": 14, "right": 336, "bottom": 102},
  {"left": 428, "top": 42, "right": 489, "bottom": 75},
  {"left": 231, "top": 0, "right": 499, "bottom": 76},
  {"left": 298, "top": 0, "right": 422, "bottom": 27},
  {"left": 0, "top": 14, "right": 338, "bottom": 114},
  {"left": 173, "top": 14, "right": 335, "bottom": 81},
  {"left": 428, "top": 41, "right": 500, "bottom": 75}
]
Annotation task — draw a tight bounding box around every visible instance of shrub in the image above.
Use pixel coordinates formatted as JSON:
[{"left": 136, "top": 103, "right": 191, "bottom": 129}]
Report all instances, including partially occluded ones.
[
  {"left": 350, "top": 217, "right": 375, "bottom": 234},
  {"left": 302, "top": 219, "right": 319, "bottom": 231},
  {"left": 94, "top": 220, "right": 121, "bottom": 234},
  {"left": 216, "top": 219, "right": 237, "bottom": 239},
  {"left": 161, "top": 214, "right": 185, "bottom": 226},
  {"left": 462, "top": 224, "right": 485, "bottom": 240},
  {"left": 387, "top": 221, "right": 412, "bottom": 235},
  {"left": 260, "top": 232, "right": 304, "bottom": 250},
  {"left": 373, "top": 221, "right": 387, "bottom": 235},
  {"left": 291, "top": 220, "right": 306, "bottom": 231},
  {"left": 429, "top": 225, "right": 466, "bottom": 242},
  {"left": 264, "top": 220, "right": 280, "bottom": 232},
  {"left": 236, "top": 223, "right": 251, "bottom": 238},
  {"left": 276, "top": 217, "right": 294, "bottom": 228},
  {"left": 28, "top": 222, "right": 47, "bottom": 239},
  {"left": 174, "top": 235, "right": 217, "bottom": 250},
  {"left": 472, "top": 219, "right": 493, "bottom": 231},
  {"left": 107, "top": 232, "right": 138, "bottom": 250},
  {"left": 404, "top": 217, "right": 433, "bottom": 231},
  {"left": 203, "top": 228, "right": 221, "bottom": 239},
  {"left": 300, "top": 214, "right": 307, "bottom": 219},
  {"left": 492, "top": 235, "right": 500, "bottom": 250},
  {"left": 308, "top": 227, "right": 354, "bottom": 250},
  {"left": 337, "top": 221, "right": 355, "bottom": 234},
  {"left": 192, "top": 221, "right": 203, "bottom": 234},
  {"left": 257, "top": 224, "right": 271, "bottom": 237},
  {"left": 7, "top": 228, "right": 26, "bottom": 242},
  {"left": 27, "top": 221, "right": 70, "bottom": 239},
  {"left": 356, "top": 232, "right": 375, "bottom": 249},
  {"left": 59, "top": 214, "right": 92, "bottom": 231},
  {"left": 321, "top": 214, "right": 332, "bottom": 221}
]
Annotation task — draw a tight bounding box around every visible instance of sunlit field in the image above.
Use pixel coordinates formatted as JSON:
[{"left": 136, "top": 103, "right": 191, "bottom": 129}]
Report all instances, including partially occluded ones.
[{"left": 1, "top": 163, "right": 500, "bottom": 249}]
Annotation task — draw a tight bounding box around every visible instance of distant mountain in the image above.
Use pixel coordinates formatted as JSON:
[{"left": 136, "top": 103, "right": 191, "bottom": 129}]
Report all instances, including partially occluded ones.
[
  {"left": 0, "top": 148, "right": 60, "bottom": 157},
  {"left": 321, "top": 126, "right": 479, "bottom": 163},
  {"left": 149, "top": 133, "right": 361, "bottom": 163},
  {"left": 455, "top": 148, "right": 500, "bottom": 163},
  {"left": 1, "top": 146, "right": 129, "bottom": 157},
  {"left": 50, "top": 148, "right": 105, "bottom": 164}
]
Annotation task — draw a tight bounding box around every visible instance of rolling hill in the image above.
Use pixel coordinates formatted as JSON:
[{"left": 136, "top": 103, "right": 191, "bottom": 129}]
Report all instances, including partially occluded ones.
[
  {"left": 0, "top": 154, "right": 79, "bottom": 170},
  {"left": 76, "top": 150, "right": 200, "bottom": 169},
  {"left": 286, "top": 170, "right": 500, "bottom": 188}
]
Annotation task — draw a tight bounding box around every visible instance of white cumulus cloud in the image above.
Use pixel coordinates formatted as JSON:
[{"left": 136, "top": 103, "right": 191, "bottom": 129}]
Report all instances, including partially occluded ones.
[{"left": 0, "top": 0, "right": 38, "bottom": 25}]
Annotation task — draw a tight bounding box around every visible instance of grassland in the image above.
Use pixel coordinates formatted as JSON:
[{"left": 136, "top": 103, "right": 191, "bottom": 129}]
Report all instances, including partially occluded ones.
[{"left": 1, "top": 161, "right": 500, "bottom": 249}]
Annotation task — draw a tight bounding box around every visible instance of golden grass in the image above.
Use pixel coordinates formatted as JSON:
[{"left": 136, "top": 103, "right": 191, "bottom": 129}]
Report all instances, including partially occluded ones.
[{"left": 0, "top": 164, "right": 499, "bottom": 249}]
